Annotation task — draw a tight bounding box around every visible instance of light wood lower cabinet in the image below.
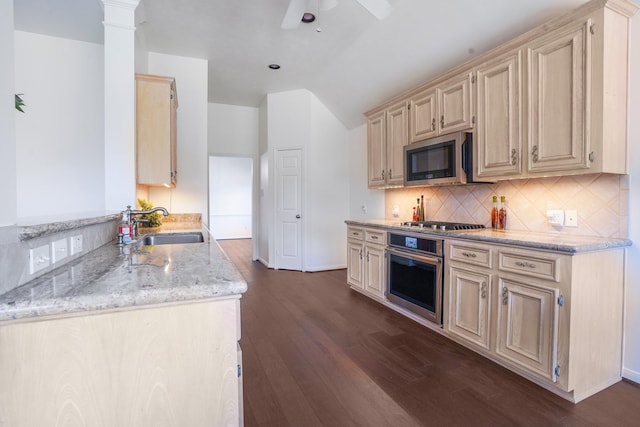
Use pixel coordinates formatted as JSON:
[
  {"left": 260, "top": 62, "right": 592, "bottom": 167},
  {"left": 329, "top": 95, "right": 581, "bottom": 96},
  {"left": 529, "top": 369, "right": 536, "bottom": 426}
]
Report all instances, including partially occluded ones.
[
  {"left": 444, "top": 239, "right": 624, "bottom": 403},
  {"left": 0, "top": 298, "right": 243, "bottom": 427},
  {"left": 347, "top": 226, "right": 386, "bottom": 300}
]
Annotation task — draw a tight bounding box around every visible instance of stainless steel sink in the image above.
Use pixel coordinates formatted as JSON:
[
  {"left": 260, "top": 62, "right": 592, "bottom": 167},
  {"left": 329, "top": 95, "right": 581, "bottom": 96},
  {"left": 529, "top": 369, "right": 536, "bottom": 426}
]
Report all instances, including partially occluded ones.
[{"left": 138, "top": 232, "right": 205, "bottom": 245}]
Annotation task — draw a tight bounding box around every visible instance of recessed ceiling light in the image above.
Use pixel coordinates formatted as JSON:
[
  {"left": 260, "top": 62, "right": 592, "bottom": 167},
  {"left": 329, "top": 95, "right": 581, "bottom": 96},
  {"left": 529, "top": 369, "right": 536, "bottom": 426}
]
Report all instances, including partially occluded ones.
[
  {"left": 268, "top": 64, "right": 281, "bottom": 70},
  {"left": 302, "top": 12, "right": 315, "bottom": 23}
]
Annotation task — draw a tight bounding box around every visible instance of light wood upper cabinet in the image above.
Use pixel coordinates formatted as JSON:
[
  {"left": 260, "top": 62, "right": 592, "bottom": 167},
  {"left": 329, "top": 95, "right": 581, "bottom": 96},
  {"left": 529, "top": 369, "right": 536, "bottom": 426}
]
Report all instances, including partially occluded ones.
[
  {"left": 438, "top": 72, "right": 474, "bottom": 134},
  {"left": 408, "top": 72, "right": 473, "bottom": 144},
  {"left": 366, "top": 0, "right": 636, "bottom": 185},
  {"left": 136, "top": 74, "right": 178, "bottom": 187},
  {"left": 367, "top": 100, "right": 408, "bottom": 188},
  {"left": 526, "top": 20, "right": 591, "bottom": 175},
  {"left": 475, "top": 51, "right": 523, "bottom": 179},
  {"left": 408, "top": 88, "right": 437, "bottom": 143}
]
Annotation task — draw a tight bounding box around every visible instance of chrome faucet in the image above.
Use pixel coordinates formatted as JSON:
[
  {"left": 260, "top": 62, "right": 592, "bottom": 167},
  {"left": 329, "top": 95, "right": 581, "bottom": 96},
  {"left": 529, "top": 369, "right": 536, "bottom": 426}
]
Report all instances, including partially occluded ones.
[{"left": 122, "top": 205, "right": 170, "bottom": 238}]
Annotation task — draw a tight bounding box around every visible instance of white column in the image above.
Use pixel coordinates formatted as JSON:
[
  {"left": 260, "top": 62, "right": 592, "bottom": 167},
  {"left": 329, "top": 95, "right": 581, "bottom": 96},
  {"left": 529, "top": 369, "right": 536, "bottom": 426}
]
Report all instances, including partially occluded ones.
[
  {"left": 0, "top": 0, "right": 16, "bottom": 227},
  {"left": 102, "top": 0, "right": 140, "bottom": 212}
]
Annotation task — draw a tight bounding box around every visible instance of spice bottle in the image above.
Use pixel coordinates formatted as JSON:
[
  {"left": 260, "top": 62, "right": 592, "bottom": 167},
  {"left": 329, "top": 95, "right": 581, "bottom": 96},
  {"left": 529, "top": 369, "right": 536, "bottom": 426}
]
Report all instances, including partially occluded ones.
[
  {"left": 419, "top": 195, "right": 425, "bottom": 222},
  {"left": 498, "top": 196, "right": 507, "bottom": 230},
  {"left": 491, "top": 196, "right": 499, "bottom": 229}
]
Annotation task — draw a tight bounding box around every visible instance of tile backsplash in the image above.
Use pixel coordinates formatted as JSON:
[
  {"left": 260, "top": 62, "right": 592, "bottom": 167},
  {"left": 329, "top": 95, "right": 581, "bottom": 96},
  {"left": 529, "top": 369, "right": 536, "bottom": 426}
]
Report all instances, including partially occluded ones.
[{"left": 385, "top": 173, "right": 628, "bottom": 238}]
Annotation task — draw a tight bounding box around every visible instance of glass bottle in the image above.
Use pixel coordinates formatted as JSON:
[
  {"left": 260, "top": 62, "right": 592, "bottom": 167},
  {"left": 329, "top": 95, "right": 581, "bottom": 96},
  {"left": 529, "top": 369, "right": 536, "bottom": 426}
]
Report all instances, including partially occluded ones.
[
  {"left": 419, "top": 195, "right": 425, "bottom": 222},
  {"left": 491, "top": 196, "right": 499, "bottom": 229},
  {"left": 498, "top": 196, "right": 507, "bottom": 230}
]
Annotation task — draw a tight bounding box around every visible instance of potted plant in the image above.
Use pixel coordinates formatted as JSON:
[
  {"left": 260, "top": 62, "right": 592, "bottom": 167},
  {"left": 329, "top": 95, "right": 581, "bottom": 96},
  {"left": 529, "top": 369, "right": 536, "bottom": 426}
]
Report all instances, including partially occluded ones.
[{"left": 15, "top": 94, "right": 25, "bottom": 112}]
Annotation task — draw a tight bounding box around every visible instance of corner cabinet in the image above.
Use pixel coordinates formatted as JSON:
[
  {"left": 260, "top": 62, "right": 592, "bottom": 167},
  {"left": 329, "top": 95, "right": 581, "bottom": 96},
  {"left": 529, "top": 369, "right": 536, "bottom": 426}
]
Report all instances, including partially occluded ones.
[
  {"left": 346, "top": 226, "right": 386, "bottom": 300},
  {"left": 136, "top": 73, "right": 178, "bottom": 187},
  {"left": 444, "top": 239, "right": 625, "bottom": 403},
  {"left": 367, "top": 100, "right": 408, "bottom": 188}
]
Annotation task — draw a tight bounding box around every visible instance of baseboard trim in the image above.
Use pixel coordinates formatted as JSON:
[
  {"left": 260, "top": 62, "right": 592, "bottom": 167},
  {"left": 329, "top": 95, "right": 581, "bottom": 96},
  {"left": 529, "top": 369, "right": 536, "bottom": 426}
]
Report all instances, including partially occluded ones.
[
  {"left": 623, "top": 367, "right": 640, "bottom": 384},
  {"left": 305, "top": 264, "right": 347, "bottom": 272}
]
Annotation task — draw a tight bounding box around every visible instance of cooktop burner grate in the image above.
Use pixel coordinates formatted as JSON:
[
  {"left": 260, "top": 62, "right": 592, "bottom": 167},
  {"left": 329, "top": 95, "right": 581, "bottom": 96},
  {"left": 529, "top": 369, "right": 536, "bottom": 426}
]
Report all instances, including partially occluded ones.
[{"left": 401, "top": 221, "right": 485, "bottom": 231}]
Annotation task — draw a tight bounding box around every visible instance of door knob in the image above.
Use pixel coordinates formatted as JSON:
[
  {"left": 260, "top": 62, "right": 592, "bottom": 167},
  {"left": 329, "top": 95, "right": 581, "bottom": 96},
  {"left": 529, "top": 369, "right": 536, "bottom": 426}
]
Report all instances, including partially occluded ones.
[{"left": 296, "top": 214, "right": 301, "bottom": 219}]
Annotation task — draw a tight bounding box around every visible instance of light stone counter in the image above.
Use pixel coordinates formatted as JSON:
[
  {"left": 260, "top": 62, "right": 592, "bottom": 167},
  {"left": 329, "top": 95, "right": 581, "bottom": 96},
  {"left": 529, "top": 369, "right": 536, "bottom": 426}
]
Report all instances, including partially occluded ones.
[
  {"left": 345, "top": 219, "right": 632, "bottom": 253},
  {"left": 0, "top": 223, "right": 247, "bottom": 322}
]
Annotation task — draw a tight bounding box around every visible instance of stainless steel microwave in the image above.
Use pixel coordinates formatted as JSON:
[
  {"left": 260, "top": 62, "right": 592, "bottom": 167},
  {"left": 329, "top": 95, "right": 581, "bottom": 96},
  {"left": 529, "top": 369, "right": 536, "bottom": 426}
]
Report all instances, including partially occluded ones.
[{"left": 404, "top": 131, "right": 477, "bottom": 186}]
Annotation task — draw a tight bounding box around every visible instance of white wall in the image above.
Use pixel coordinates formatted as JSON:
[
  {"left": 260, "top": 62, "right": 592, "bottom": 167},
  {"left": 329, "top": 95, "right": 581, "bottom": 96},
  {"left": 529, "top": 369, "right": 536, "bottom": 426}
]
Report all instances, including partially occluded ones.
[
  {"left": 208, "top": 103, "right": 259, "bottom": 156},
  {"left": 264, "top": 89, "right": 350, "bottom": 271},
  {"left": 623, "top": 9, "right": 640, "bottom": 384},
  {"left": 146, "top": 52, "right": 208, "bottom": 219},
  {"left": 306, "top": 95, "right": 349, "bottom": 270},
  {"left": 0, "top": 0, "right": 16, "bottom": 228},
  {"left": 258, "top": 98, "right": 270, "bottom": 265},
  {"left": 14, "top": 31, "right": 105, "bottom": 219},
  {"left": 347, "top": 123, "right": 385, "bottom": 220}
]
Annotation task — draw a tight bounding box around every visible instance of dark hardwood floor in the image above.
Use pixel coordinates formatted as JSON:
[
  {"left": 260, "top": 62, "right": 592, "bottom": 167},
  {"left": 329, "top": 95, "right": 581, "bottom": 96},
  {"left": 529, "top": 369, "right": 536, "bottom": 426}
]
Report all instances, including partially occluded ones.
[{"left": 219, "top": 239, "right": 640, "bottom": 427}]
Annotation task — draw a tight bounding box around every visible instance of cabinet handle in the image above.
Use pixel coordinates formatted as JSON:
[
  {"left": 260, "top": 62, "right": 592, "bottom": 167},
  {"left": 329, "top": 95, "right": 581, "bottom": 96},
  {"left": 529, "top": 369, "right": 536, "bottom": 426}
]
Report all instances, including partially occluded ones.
[
  {"left": 388, "top": 169, "right": 392, "bottom": 178},
  {"left": 481, "top": 282, "right": 487, "bottom": 299},
  {"left": 511, "top": 149, "right": 517, "bottom": 165},
  {"left": 532, "top": 145, "right": 539, "bottom": 163},
  {"left": 440, "top": 115, "right": 445, "bottom": 128},
  {"left": 371, "top": 235, "right": 378, "bottom": 240},
  {"left": 359, "top": 249, "right": 362, "bottom": 260},
  {"left": 366, "top": 251, "right": 370, "bottom": 262},
  {"left": 381, "top": 169, "right": 385, "bottom": 179},
  {"left": 502, "top": 287, "right": 508, "bottom": 305},
  {"left": 515, "top": 261, "right": 536, "bottom": 269},
  {"left": 431, "top": 118, "right": 436, "bottom": 131},
  {"left": 461, "top": 251, "right": 477, "bottom": 258}
]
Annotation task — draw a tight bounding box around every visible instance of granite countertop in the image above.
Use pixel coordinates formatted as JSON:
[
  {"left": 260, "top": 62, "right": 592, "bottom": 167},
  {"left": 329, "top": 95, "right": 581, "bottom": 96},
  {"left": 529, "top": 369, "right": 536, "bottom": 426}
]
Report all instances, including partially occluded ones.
[
  {"left": 345, "top": 219, "right": 632, "bottom": 253},
  {"left": 0, "top": 224, "right": 247, "bottom": 322}
]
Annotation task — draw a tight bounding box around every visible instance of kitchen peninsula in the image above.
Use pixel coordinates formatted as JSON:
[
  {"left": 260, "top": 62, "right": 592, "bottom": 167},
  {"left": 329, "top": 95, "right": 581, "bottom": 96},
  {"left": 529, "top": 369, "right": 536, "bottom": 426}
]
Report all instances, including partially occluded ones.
[{"left": 0, "top": 216, "right": 246, "bottom": 426}]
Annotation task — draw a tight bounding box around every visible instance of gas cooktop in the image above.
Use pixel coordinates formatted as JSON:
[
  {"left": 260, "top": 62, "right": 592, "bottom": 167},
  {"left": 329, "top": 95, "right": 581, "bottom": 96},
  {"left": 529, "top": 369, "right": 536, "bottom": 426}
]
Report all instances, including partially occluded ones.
[{"left": 401, "top": 221, "right": 485, "bottom": 231}]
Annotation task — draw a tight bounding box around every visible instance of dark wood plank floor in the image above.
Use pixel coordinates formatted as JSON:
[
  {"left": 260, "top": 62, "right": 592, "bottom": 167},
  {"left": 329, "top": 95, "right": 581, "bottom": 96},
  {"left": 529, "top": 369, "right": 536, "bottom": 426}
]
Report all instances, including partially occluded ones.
[{"left": 219, "top": 239, "right": 640, "bottom": 427}]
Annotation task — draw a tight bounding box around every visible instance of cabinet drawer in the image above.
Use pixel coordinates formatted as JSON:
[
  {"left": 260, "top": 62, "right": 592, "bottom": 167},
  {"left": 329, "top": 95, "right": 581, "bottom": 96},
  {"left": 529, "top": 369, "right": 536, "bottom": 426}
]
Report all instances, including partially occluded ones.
[
  {"left": 365, "top": 229, "right": 386, "bottom": 245},
  {"left": 449, "top": 243, "right": 492, "bottom": 268},
  {"left": 498, "top": 251, "right": 560, "bottom": 282},
  {"left": 347, "top": 227, "right": 364, "bottom": 241}
]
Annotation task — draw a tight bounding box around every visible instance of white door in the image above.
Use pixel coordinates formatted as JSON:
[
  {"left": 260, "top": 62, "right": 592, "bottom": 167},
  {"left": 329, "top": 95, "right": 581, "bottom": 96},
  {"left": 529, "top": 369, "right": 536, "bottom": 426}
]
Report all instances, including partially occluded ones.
[{"left": 275, "top": 149, "right": 303, "bottom": 270}]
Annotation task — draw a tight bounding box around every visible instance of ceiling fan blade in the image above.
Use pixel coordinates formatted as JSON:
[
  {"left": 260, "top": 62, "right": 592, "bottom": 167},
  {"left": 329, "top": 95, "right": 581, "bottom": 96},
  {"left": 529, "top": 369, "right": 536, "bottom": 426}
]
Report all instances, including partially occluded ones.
[
  {"left": 354, "top": 0, "right": 392, "bottom": 20},
  {"left": 281, "top": 0, "right": 311, "bottom": 29},
  {"left": 319, "top": 0, "right": 339, "bottom": 11}
]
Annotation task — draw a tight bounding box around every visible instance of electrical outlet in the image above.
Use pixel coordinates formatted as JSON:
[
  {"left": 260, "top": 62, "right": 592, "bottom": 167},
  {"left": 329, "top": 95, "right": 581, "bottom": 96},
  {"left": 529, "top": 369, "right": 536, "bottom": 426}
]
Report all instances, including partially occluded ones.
[
  {"left": 565, "top": 210, "right": 578, "bottom": 227},
  {"left": 392, "top": 205, "right": 400, "bottom": 217},
  {"left": 52, "top": 238, "right": 68, "bottom": 263},
  {"left": 69, "top": 235, "right": 83, "bottom": 255},
  {"left": 29, "top": 245, "right": 50, "bottom": 274},
  {"left": 547, "top": 209, "right": 565, "bottom": 226}
]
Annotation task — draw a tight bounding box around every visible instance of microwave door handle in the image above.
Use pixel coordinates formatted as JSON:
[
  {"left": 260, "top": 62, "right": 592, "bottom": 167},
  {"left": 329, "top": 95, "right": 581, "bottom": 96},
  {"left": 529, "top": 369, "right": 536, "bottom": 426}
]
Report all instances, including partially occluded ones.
[{"left": 461, "top": 139, "right": 468, "bottom": 174}]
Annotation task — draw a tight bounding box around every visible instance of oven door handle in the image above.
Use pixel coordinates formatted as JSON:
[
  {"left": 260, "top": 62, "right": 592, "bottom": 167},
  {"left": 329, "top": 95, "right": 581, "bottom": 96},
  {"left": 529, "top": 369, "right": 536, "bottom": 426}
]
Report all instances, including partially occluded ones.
[{"left": 386, "top": 247, "right": 442, "bottom": 265}]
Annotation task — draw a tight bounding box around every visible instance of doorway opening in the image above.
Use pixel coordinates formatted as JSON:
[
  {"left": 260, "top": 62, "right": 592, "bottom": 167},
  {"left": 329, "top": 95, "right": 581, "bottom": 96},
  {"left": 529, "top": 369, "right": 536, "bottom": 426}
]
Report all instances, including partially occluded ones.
[{"left": 208, "top": 156, "right": 253, "bottom": 240}]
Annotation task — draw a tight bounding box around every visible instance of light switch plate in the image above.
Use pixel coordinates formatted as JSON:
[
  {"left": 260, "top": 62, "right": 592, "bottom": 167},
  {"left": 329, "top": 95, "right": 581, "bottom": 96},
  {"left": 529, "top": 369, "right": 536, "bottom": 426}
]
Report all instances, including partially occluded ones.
[
  {"left": 547, "top": 209, "right": 565, "bottom": 226},
  {"left": 69, "top": 235, "right": 83, "bottom": 255},
  {"left": 29, "top": 245, "right": 50, "bottom": 274}
]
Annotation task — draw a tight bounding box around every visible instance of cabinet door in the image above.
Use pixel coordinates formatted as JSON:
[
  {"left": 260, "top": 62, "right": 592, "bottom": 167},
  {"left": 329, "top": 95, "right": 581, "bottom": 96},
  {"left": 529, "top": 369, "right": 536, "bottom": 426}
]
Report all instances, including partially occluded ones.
[
  {"left": 367, "top": 111, "right": 386, "bottom": 187},
  {"left": 476, "top": 51, "right": 522, "bottom": 179},
  {"left": 448, "top": 267, "right": 491, "bottom": 350},
  {"left": 365, "top": 245, "right": 386, "bottom": 298},
  {"left": 496, "top": 278, "right": 560, "bottom": 382},
  {"left": 385, "top": 101, "right": 409, "bottom": 186},
  {"left": 347, "top": 241, "right": 364, "bottom": 290},
  {"left": 409, "top": 88, "right": 437, "bottom": 143},
  {"left": 527, "top": 20, "right": 591, "bottom": 174},
  {"left": 136, "top": 74, "right": 177, "bottom": 187},
  {"left": 437, "top": 72, "right": 473, "bottom": 134}
]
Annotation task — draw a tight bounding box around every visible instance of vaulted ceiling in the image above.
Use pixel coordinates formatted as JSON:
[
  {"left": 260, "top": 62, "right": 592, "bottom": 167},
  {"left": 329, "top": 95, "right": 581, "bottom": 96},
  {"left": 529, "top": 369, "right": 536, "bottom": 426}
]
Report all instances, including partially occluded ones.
[{"left": 14, "top": 0, "right": 591, "bottom": 128}]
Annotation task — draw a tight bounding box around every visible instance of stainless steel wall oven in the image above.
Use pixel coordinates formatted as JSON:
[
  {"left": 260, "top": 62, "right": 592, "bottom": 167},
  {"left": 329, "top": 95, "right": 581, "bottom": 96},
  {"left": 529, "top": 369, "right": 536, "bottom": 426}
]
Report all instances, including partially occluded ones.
[{"left": 386, "top": 231, "right": 444, "bottom": 325}]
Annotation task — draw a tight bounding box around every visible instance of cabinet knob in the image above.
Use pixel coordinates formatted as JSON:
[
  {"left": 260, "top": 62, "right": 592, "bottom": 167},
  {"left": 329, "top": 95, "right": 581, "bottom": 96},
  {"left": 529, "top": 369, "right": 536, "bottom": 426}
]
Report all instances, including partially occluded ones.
[
  {"left": 440, "top": 115, "right": 445, "bottom": 128},
  {"left": 381, "top": 170, "right": 385, "bottom": 179},
  {"left": 431, "top": 118, "right": 436, "bottom": 131}
]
